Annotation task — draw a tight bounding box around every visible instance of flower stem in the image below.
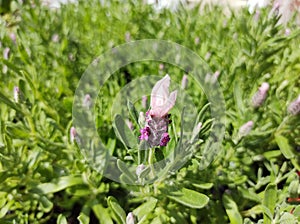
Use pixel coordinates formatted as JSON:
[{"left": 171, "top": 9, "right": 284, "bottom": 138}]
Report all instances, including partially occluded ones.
[{"left": 148, "top": 148, "right": 155, "bottom": 178}]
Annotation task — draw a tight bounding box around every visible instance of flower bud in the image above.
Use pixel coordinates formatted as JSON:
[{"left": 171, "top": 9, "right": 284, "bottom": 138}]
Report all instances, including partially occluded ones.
[
  {"left": 126, "top": 212, "right": 136, "bottom": 224},
  {"left": 14, "top": 86, "right": 20, "bottom": 103},
  {"left": 287, "top": 95, "right": 300, "bottom": 115},
  {"left": 238, "top": 121, "right": 254, "bottom": 137},
  {"left": 3, "top": 47, "right": 10, "bottom": 60},
  {"left": 136, "top": 164, "right": 146, "bottom": 177},
  {"left": 83, "top": 94, "right": 92, "bottom": 108},
  {"left": 142, "top": 95, "right": 148, "bottom": 109},
  {"left": 70, "top": 127, "right": 77, "bottom": 143},
  {"left": 181, "top": 74, "right": 188, "bottom": 89},
  {"left": 252, "top": 82, "right": 269, "bottom": 108}
]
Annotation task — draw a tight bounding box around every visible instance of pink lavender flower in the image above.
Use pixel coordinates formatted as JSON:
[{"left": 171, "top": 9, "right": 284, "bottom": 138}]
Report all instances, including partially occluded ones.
[
  {"left": 139, "top": 75, "right": 177, "bottom": 147},
  {"left": 139, "top": 127, "right": 151, "bottom": 141},
  {"left": 126, "top": 212, "right": 136, "bottom": 224},
  {"left": 9, "top": 33, "right": 16, "bottom": 44},
  {"left": 159, "top": 132, "right": 170, "bottom": 146},
  {"left": 205, "top": 52, "right": 211, "bottom": 61},
  {"left": 14, "top": 86, "right": 20, "bottom": 103},
  {"left": 126, "top": 119, "right": 134, "bottom": 130},
  {"left": 287, "top": 95, "right": 300, "bottom": 115},
  {"left": 51, "top": 34, "right": 59, "bottom": 43},
  {"left": 181, "top": 74, "right": 188, "bottom": 89},
  {"left": 83, "top": 94, "right": 92, "bottom": 108},
  {"left": 3, "top": 47, "right": 10, "bottom": 60},
  {"left": 194, "top": 37, "right": 200, "bottom": 45},
  {"left": 159, "top": 63, "right": 164, "bottom": 70},
  {"left": 142, "top": 95, "right": 148, "bottom": 109},
  {"left": 252, "top": 82, "right": 270, "bottom": 108},
  {"left": 239, "top": 121, "right": 254, "bottom": 137},
  {"left": 70, "top": 127, "right": 77, "bottom": 143},
  {"left": 136, "top": 164, "right": 146, "bottom": 177}
]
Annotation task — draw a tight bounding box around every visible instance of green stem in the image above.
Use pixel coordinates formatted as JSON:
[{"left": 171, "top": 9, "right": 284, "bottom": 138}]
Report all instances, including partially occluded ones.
[{"left": 148, "top": 148, "right": 155, "bottom": 178}]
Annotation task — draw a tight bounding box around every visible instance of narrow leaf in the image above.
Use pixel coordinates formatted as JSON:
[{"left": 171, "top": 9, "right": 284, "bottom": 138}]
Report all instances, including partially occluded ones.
[
  {"left": 114, "top": 114, "right": 138, "bottom": 149},
  {"left": 263, "top": 183, "right": 277, "bottom": 224},
  {"left": 275, "top": 135, "right": 295, "bottom": 159},
  {"left": 133, "top": 197, "right": 157, "bottom": 220},
  {"left": 167, "top": 187, "right": 209, "bottom": 209},
  {"left": 107, "top": 196, "right": 126, "bottom": 224},
  {"left": 222, "top": 194, "right": 243, "bottom": 224}
]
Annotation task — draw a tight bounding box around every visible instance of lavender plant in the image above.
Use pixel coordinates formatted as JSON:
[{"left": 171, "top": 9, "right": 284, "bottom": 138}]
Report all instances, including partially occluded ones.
[{"left": 0, "top": 0, "right": 299, "bottom": 223}]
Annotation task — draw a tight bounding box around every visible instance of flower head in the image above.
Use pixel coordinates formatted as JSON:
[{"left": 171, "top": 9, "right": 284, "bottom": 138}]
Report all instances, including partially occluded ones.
[{"left": 149, "top": 74, "right": 177, "bottom": 117}]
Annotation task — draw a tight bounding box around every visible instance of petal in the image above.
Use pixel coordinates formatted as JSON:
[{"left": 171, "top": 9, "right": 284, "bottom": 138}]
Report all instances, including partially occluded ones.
[
  {"left": 159, "top": 90, "right": 177, "bottom": 116},
  {"left": 150, "top": 75, "right": 170, "bottom": 109}
]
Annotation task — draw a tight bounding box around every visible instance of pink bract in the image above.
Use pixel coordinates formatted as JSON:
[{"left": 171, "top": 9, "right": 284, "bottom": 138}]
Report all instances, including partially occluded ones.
[{"left": 149, "top": 74, "right": 177, "bottom": 117}]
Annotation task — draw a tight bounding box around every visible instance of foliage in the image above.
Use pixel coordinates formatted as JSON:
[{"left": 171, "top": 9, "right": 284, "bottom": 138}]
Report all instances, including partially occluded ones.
[{"left": 0, "top": 0, "right": 299, "bottom": 223}]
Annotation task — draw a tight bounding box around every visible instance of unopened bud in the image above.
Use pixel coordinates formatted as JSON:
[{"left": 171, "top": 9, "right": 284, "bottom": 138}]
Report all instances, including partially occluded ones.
[
  {"left": 252, "top": 82, "right": 269, "bottom": 108},
  {"left": 3, "top": 47, "right": 10, "bottom": 60},
  {"left": 238, "top": 121, "right": 254, "bottom": 137},
  {"left": 136, "top": 164, "right": 146, "bottom": 177},
  {"left": 181, "top": 74, "right": 188, "bottom": 89},
  {"left": 287, "top": 95, "right": 300, "bottom": 115},
  {"left": 83, "top": 94, "right": 92, "bottom": 108},
  {"left": 14, "top": 86, "right": 20, "bottom": 103},
  {"left": 142, "top": 95, "right": 148, "bottom": 109},
  {"left": 126, "top": 212, "right": 136, "bottom": 224},
  {"left": 70, "top": 127, "right": 77, "bottom": 143}
]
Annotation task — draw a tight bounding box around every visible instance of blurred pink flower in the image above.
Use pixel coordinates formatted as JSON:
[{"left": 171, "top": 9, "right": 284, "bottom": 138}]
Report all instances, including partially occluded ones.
[
  {"left": 149, "top": 74, "right": 177, "bottom": 117},
  {"left": 181, "top": 74, "right": 188, "bottom": 89},
  {"left": 142, "top": 95, "right": 148, "bottom": 109},
  {"left": 14, "top": 86, "right": 20, "bottom": 103},
  {"left": 3, "top": 47, "right": 10, "bottom": 60},
  {"left": 70, "top": 127, "right": 77, "bottom": 143},
  {"left": 239, "top": 121, "right": 254, "bottom": 137},
  {"left": 252, "top": 82, "right": 270, "bottom": 108},
  {"left": 287, "top": 95, "right": 300, "bottom": 115},
  {"left": 83, "top": 94, "right": 92, "bottom": 108},
  {"left": 136, "top": 164, "right": 146, "bottom": 177},
  {"left": 126, "top": 212, "right": 136, "bottom": 224}
]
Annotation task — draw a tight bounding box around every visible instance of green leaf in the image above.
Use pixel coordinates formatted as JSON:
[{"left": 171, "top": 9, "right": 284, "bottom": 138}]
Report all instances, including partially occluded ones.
[
  {"left": 0, "top": 91, "right": 24, "bottom": 114},
  {"left": 263, "top": 150, "right": 282, "bottom": 160},
  {"left": 222, "top": 194, "right": 243, "bottom": 224},
  {"left": 192, "top": 182, "right": 213, "bottom": 190},
  {"left": 57, "top": 214, "right": 68, "bottom": 224},
  {"left": 167, "top": 187, "right": 209, "bottom": 209},
  {"left": 107, "top": 196, "right": 126, "bottom": 224},
  {"left": 32, "top": 176, "right": 83, "bottom": 194},
  {"left": 127, "top": 100, "right": 140, "bottom": 127},
  {"left": 114, "top": 114, "right": 138, "bottom": 149},
  {"left": 92, "top": 203, "right": 113, "bottom": 224},
  {"left": 263, "top": 183, "right": 277, "bottom": 224},
  {"left": 288, "top": 180, "right": 299, "bottom": 198},
  {"left": 117, "top": 159, "right": 136, "bottom": 184},
  {"left": 77, "top": 204, "right": 90, "bottom": 224},
  {"left": 39, "top": 196, "right": 53, "bottom": 213},
  {"left": 133, "top": 197, "right": 158, "bottom": 220},
  {"left": 275, "top": 135, "right": 295, "bottom": 159},
  {"left": 279, "top": 212, "right": 297, "bottom": 224},
  {"left": 5, "top": 124, "right": 30, "bottom": 139}
]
